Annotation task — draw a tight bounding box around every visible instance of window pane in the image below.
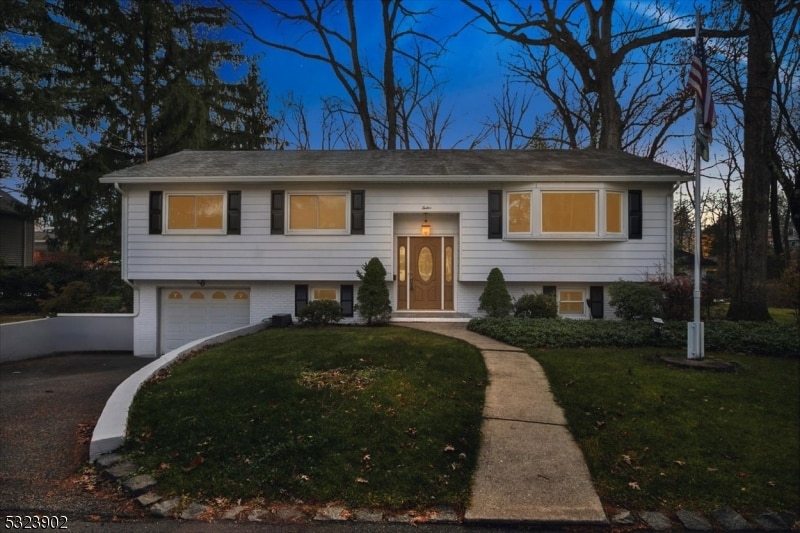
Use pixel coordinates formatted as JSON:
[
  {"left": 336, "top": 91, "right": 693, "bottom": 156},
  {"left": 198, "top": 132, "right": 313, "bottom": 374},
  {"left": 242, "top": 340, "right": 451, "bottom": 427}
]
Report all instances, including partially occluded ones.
[
  {"left": 559, "top": 290, "right": 584, "bottom": 314},
  {"left": 313, "top": 288, "right": 338, "bottom": 300},
  {"left": 318, "top": 195, "right": 346, "bottom": 229},
  {"left": 508, "top": 192, "right": 531, "bottom": 233},
  {"left": 168, "top": 196, "right": 196, "bottom": 229},
  {"left": 606, "top": 192, "right": 623, "bottom": 233},
  {"left": 289, "top": 194, "right": 347, "bottom": 230},
  {"left": 167, "top": 194, "right": 223, "bottom": 230},
  {"left": 418, "top": 246, "right": 433, "bottom": 282},
  {"left": 196, "top": 195, "right": 223, "bottom": 229},
  {"left": 445, "top": 245, "right": 453, "bottom": 283},
  {"left": 542, "top": 192, "right": 596, "bottom": 232},
  {"left": 290, "top": 195, "right": 318, "bottom": 229},
  {"left": 399, "top": 245, "right": 406, "bottom": 282}
]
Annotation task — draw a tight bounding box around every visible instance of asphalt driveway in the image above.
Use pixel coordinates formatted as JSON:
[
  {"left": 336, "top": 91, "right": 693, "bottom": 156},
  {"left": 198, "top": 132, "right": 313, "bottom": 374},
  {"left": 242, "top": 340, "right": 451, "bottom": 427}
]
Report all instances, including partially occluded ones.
[{"left": 0, "top": 353, "right": 150, "bottom": 519}]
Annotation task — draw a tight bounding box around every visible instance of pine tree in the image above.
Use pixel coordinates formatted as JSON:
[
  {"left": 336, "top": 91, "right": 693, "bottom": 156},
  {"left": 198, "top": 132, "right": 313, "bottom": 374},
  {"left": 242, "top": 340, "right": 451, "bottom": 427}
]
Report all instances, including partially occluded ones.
[
  {"left": 4, "top": 0, "right": 278, "bottom": 257},
  {"left": 478, "top": 268, "right": 512, "bottom": 318},
  {"left": 355, "top": 258, "right": 392, "bottom": 325}
]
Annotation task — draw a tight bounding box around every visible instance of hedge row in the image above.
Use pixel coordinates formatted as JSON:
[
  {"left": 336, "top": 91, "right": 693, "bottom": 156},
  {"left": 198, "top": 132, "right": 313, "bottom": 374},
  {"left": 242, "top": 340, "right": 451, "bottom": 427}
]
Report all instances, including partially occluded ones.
[{"left": 467, "top": 317, "right": 799, "bottom": 357}]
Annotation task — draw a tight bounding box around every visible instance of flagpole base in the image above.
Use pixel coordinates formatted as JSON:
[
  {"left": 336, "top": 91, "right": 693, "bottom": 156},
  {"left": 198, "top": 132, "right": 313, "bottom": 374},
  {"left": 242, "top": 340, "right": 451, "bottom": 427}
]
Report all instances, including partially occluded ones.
[{"left": 687, "top": 322, "right": 704, "bottom": 360}]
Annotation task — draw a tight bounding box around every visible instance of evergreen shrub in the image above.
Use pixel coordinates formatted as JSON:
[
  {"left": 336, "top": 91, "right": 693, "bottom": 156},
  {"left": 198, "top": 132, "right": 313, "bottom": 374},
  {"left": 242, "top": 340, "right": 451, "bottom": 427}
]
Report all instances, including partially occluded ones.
[
  {"left": 513, "top": 292, "right": 558, "bottom": 318},
  {"left": 478, "top": 267, "right": 512, "bottom": 318},
  {"left": 608, "top": 280, "right": 662, "bottom": 320},
  {"left": 297, "top": 299, "right": 343, "bottom": 326},
  {"left": 355, "top": 257, "right": 392, "bottom": 325}
]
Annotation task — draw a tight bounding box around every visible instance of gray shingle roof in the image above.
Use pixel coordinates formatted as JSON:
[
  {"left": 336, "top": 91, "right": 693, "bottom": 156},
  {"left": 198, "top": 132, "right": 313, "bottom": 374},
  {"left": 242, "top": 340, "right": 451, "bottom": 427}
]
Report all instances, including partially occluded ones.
[{"left": 100, "top": 149, "right": 691, "bottom": 183}]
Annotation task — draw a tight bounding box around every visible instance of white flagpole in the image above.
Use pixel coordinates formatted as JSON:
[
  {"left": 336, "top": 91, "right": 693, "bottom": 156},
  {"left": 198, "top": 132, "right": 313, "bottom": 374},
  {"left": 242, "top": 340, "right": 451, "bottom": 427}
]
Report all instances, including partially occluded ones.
[{"left": 689, "top": 9, "right": 704, "bottom": 360}]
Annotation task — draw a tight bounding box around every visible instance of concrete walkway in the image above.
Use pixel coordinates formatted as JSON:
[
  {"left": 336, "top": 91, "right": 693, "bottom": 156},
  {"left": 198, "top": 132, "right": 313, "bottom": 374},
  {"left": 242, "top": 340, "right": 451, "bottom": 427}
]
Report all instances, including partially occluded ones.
[{"left": 402, "top": 323, "right": 607, "bottom": 526}]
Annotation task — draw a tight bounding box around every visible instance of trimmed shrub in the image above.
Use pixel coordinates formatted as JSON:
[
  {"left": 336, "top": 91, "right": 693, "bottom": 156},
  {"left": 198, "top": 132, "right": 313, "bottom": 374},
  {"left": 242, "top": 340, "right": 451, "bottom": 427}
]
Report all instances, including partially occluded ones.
[
  {"left": 478, "top": 268, "right": 512, "bottom": 318},
  {"left": 513, "top": 292, "right": 558, "bottom": 318},
  {"left": 355, "top": 257, "right": 392, "bottom": 325},
  {"left": 297, "top": 299, "right": 343, "bottom": 326},
  {"left": 467, "top": 317, "right": 799, "bottom": 357},
  {"left": 608, "top": 280, "right": 662, "bottom": 320}
]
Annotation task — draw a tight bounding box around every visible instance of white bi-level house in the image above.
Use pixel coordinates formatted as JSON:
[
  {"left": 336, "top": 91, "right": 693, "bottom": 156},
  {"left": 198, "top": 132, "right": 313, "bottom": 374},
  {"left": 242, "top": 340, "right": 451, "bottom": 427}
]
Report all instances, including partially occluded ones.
[{"left": 100, "top": 149, "right": 689, "bottom": 356}]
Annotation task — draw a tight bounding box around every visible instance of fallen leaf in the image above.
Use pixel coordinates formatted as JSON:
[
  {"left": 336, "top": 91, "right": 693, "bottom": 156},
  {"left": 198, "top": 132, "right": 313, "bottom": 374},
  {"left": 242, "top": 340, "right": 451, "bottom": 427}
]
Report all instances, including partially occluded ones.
[
  {"left": 356, "top": 477, "right": 369, "bottom": 484},
  {"left": 621, "top": 454, "right": 632, "bottom": 465},
  {"left": 184, "top": 455, "right": 205, "bottom": 472},
  {"left": 159, "top": 462, "right": 170, "bottom": 470},
  {"left": 443, "top": 444, "right": 455, "bottom": 452},
  {"left": 707, "top": 467, "right": 718, "bottom": 472},
  {"left": 674, "top": 460, "right": 686, "bottom": 467},
  {"left": 628, "top": 481, "right": 640, "bottom": 490},
  {"left": 767, "top": 481, "right": 776, "bottom": 487}
]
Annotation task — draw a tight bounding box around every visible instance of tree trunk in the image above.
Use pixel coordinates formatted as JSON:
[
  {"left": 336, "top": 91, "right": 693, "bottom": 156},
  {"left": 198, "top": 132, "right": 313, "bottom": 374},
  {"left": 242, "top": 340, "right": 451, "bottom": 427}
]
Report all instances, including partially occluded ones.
[{"left": 727, "top": 0, "right": 775, "bottom": 321}]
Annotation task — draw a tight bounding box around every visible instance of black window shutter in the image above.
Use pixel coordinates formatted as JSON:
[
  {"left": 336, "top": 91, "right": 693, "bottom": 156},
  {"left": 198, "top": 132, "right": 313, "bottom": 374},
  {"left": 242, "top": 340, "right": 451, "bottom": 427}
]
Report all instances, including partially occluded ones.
[
  {"left": 589, "top": 286, "right": 604, "bottom": 319},
  {"left": 543, "top": 285, "right": 556, "bottom": 297},
  {"left": 295, "top": 284, "right": 308, "bottom": 316},
  {"left": 271, "top": 190, "right": 284, "bottom": 235},
  {"left": 340, "top": 284, "right": 354, "bottom": 317},
  {"left": 488, "top": 190, "right": 502, "bottom": 239},
  {"left": 351, "top": 190, "right": 365, "bottom": 235},
  {"left": 149, "top": 191, "right": 163, "bottom": 235},
  {"left": 628, "top": 190, "right": 642, "bottom": 239},
  {"left": 227, "top": 191, "right": 241, "bottom": 235}
]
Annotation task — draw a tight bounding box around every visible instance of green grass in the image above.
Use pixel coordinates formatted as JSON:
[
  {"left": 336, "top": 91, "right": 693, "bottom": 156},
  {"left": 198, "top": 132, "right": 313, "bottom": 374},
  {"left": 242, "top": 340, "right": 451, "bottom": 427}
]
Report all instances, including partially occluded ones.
[
  {"left": 532, "top": 347, "right": 800, "bottom": 513},
  {"left": 123, "top": 326, "right": 487, "bottom": 511},
  {"left": 770, "top": 307, "right": 799, "bottom": 326}
]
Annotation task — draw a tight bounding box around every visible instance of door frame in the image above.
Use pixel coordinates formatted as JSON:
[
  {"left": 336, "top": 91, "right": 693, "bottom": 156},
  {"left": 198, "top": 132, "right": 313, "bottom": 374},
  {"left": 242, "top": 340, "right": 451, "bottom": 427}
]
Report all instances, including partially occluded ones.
[{"left": 396, "top": 236, "right": 455, "bottom": 311}]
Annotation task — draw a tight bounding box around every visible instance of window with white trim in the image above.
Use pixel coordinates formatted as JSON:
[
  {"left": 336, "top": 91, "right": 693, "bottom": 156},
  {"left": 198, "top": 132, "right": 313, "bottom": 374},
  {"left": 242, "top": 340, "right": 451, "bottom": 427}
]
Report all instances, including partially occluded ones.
[
  {"left": 558, "top": 289, "right": 586, "bottom": 317},
  {"left": 165, "top": 193, "right": 225, "bottom": 234},
  {"left": 504, "top": 187, "right": 627, "bottom": 239},
  {"left": 288, "top": 192, "right": 348, "bottom": 234}
]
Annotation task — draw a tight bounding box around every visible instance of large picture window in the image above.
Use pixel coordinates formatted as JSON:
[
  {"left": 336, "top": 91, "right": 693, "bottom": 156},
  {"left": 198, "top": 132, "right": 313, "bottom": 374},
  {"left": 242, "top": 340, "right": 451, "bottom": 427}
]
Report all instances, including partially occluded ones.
[
  {"left": 166, "top": 193, "right": 224, "bottom": 233},
  {"left": 503, "top": 187, "right": 629, "bottom": 239},
  {"left": 541, "top": 191, "right": 596, "bottom": 233},
  {"left": 288, "top": 193, "right": 348, "bottom": 233}
]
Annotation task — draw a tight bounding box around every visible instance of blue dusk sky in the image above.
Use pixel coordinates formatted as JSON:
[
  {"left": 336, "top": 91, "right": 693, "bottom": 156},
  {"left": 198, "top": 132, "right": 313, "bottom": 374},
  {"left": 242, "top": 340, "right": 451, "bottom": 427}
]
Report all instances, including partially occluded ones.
[{"left": 225, "top": 0, "right": 714, "bottom": 153}]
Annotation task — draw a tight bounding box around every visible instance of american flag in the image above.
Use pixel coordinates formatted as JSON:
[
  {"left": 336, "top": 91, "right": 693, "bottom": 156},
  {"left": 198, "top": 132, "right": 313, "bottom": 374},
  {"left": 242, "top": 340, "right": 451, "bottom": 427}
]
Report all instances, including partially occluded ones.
[{"left": 687, "top": 35, "right": 715, "bottom": 161}]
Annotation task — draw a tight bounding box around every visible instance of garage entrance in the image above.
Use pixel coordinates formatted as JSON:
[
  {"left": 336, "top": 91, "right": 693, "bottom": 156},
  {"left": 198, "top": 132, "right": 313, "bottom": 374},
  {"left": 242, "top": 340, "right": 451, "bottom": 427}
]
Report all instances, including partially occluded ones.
[{"left": 160, "top": 288, "right": 250, "bottom": 354}]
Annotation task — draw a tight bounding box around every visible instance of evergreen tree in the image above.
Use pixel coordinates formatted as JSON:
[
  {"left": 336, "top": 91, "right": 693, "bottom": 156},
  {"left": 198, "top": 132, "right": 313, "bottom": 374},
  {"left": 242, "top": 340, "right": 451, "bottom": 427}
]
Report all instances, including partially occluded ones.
[
  {"left": 478, "top": 267, "right": 512, "bottom": 318},
  {"left": 3, "top": 0, "right": 278, "bottom": 257},
  {"left": 355, "top": 258, "right": 392, "bottom": 325}
]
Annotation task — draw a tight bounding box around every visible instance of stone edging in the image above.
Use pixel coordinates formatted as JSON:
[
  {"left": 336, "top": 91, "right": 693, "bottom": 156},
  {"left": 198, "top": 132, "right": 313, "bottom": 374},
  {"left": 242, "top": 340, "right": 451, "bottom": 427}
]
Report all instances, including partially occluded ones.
[{"left": 96, "top": 453, "right": 461, "bottom": 524}]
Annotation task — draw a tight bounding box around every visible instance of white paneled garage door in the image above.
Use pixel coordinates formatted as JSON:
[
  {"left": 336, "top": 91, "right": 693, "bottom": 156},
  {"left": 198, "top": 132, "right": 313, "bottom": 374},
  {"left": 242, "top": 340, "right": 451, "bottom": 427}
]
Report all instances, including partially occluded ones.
[{"left": 160, "top": 288, "right": 250, "bottom": 354}]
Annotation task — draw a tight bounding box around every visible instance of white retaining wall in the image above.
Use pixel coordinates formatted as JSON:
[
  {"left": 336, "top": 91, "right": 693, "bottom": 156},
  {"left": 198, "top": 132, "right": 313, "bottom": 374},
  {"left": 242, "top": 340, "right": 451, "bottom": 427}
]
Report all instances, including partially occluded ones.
[
  {"left": 0, "top": 314, "right": 134, "bottom": 363},
  {"left": 89, "top": 321, "right": 267, "bottom": 460}
]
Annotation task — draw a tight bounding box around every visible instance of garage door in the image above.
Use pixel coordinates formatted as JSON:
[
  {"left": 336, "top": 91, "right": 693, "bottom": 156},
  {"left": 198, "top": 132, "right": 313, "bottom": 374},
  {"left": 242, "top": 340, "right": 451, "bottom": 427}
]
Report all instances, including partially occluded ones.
[{"left": 160, "top": 288, "right": 251, "bottom": 354}]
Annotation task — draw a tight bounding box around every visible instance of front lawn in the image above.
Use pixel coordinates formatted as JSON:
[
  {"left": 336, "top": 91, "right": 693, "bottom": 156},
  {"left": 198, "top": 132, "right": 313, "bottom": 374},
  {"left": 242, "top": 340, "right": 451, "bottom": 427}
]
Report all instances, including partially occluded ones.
[
  {"left": 122, "top": 326, "right": 486, "bottom": 511},
  {"left": 533, "top": 348, "right": 799, "bottom": 513}
]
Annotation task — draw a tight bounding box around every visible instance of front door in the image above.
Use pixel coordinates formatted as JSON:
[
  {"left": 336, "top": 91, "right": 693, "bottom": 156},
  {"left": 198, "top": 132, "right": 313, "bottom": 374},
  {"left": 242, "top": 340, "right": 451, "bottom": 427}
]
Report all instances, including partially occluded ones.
[{"left": 397, "top": 237, "right": 454, "bottom": 311}]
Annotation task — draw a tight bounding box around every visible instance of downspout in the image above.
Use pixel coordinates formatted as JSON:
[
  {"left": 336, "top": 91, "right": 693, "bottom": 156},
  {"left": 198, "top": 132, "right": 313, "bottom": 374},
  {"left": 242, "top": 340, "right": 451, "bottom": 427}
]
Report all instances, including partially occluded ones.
[{"left": 114, "top": 183, "right": 139, "bottom": 318}]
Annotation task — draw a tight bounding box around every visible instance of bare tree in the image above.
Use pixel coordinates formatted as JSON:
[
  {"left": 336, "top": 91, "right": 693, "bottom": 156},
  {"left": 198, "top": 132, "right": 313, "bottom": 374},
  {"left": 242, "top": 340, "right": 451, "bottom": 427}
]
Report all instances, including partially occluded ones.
[
  {"left": 462, "top": 0, "right": 746, "bottom": 154},
  {"left": 727, "top": 0, "right": 778, "bottom": 321},
  {"left": 226, "top": 0, "right": 449, "bottom": 150}
]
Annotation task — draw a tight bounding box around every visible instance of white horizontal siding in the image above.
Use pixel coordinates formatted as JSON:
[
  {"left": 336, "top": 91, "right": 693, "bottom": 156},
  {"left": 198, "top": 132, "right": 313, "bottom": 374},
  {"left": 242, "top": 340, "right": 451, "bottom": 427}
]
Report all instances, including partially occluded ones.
[{"left": 123, "top": 182, "right": 671, "bottom": 285}]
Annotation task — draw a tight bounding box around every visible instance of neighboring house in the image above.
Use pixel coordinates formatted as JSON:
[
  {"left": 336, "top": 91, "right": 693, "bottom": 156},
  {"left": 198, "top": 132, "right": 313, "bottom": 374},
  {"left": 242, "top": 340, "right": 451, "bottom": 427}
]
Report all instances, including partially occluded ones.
[
  {"left": 674, "top": 249, "right": 718, "bottom": 279},
  {"left": 100, "top": 149, "right": 690, "bottom": 356},
  {"left": 0, "top": 190, "right": 34, "bottom": 268}
]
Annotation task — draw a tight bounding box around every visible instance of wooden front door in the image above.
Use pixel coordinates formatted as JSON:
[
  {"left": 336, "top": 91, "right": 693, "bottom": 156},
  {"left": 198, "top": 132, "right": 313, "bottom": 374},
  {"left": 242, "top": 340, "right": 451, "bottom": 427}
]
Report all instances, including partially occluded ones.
[
  {"left": 397, "top": 236, "right": 454, "bottom": 311},
  {"left": 411, "top": 237, "right": 441, "bottom": 309}
]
